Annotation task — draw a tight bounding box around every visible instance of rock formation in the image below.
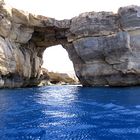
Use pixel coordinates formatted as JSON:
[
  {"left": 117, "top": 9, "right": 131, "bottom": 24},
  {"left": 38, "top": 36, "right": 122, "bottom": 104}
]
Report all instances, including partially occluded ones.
[
  {"left": 0, "top": 0, "right": 140, "bottom": 87},
  {"left": 39, "top": 68, "right": 79, "bottom": 86}
]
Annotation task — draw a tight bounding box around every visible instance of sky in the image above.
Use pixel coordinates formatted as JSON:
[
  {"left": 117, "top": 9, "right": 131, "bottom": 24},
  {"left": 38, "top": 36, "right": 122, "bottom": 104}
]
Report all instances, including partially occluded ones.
[{"left": 4, "top": 0, "right": 140, "bottom": 73}]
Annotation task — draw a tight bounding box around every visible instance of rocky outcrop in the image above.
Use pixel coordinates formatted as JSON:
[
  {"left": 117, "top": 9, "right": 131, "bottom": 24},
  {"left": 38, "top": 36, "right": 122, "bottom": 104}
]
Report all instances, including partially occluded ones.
[
  {"left": 66, "top": 6, "right": 140, "bottom": 86},
  {"left": 0, "top": 0, "right": 140, "bottom": 87},
  {"left": 0, "top": 1, "right": 70, "bottom": 88},
  {"left": 39, "top": 68, "right": 79, "bottom": 86}
]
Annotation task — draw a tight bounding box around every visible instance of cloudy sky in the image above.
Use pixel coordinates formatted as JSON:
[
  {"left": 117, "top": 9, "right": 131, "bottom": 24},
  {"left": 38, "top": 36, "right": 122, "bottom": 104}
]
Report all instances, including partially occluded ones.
[{"left": 4, "top": 0, "right": 140, "bottom": 73}]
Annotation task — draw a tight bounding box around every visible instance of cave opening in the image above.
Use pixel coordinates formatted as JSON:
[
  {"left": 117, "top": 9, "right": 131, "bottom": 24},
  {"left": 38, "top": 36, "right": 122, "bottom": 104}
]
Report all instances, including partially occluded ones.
[{"left": 41, "top": 45, "right": 78, "bottom": 85}]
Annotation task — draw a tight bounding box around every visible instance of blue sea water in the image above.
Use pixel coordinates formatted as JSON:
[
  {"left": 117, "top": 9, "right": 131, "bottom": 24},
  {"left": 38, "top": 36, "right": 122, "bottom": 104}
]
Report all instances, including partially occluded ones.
[{"left": 1, "top": 86, "right": 140, "bottom": 140}]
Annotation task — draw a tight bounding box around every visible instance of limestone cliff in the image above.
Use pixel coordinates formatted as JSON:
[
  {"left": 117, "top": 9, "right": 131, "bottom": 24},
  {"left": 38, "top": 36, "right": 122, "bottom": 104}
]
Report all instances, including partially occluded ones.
[{"left": 0, "top": 0, "right": 140, "bottom": 87}]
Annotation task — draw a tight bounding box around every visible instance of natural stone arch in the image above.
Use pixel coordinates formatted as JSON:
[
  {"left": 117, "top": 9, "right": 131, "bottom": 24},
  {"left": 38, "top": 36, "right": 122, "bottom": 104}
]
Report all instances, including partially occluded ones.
[
  {"left": 42, "top": 45, "right": 75, "bottom": 73},
  {"left": 1, "top": 1, "right": 140, "bottom": 88},
  {"left": 41, "top": 44, "right": 78, "bottom": 85}
]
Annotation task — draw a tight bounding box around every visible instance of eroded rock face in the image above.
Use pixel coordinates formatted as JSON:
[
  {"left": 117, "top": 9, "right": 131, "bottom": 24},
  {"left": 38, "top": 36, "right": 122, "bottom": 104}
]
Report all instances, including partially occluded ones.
[
  {"left": 66, "top": 5, "right": 140, "bottom": 86},
  {"left": 0, "top": 1, "right": 140, "bottom": 87}
]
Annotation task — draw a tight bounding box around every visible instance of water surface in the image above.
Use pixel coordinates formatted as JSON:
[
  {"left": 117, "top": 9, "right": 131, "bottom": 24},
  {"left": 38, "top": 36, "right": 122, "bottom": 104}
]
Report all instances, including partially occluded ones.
[{"left": 0, "top": 86, "right": 140, "bottom": 140}]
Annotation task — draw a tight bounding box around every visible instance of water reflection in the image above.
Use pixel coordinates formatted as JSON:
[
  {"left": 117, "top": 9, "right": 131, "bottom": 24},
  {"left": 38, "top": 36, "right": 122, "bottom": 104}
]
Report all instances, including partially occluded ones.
[{"left": 35, "top": 85, "right": 79, "bottom": 106}]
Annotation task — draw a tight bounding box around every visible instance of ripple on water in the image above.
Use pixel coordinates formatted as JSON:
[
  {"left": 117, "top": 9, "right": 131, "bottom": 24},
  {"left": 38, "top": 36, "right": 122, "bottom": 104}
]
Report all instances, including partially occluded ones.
[{"left": 0, "top": 86, "right": 140, "bottom": 140}]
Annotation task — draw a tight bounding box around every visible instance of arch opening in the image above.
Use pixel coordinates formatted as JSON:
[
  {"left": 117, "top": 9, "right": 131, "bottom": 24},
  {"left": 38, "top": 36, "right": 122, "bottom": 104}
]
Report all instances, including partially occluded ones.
[{"left": 40, "top": 45, "right": 79, "bottom": 85}]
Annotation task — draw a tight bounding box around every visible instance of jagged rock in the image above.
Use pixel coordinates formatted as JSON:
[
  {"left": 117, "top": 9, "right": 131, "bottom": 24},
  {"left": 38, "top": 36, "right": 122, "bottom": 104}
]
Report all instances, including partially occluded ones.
[
  {"left": 0, "top": 17, "right": 11, "bottom": 37},
  {"left": 29, "top": 14, "right": 45, "bottom": 27},
  {"left": 12, "top": 8, "right": 29, "bottom": 25},
  {"left": 9, "top": 24, "right": 34, "bottom": 43},
  {"left": 39, "top": 68, "right": 79, "bottom": 86},
  {"left": 68, "top": 12, "right": 119, "bottom": 42},
  {"left": 118, "top": 5, "right": 140, "bottom": 30},
  {"left": 0, "top": 1, "right": 140, "bottom": 87}
]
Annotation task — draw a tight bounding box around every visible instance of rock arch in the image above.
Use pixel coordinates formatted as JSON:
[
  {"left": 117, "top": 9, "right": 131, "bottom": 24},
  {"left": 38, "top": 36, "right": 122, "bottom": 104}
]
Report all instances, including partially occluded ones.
[{"left": 0, "top": 1, "right": 140, "bottom": 87}]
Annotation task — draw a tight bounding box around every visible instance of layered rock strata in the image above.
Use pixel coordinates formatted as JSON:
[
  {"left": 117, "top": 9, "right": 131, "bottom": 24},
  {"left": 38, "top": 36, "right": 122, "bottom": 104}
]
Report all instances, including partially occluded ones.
[{"left": 0, "top": 0, "right": 140, "bottom": 87}]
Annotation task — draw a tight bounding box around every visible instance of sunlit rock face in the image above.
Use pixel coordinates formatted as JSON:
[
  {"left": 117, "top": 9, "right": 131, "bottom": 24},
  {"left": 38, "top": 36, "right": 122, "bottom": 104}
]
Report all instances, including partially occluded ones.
[
  {"left": 0, "top": 0, "right": 140, "bottom": 87},
  {"left": 0, "top": 1, "right": 70, "bottom": 88},
  {"left": 63, "top": 5, "right": 140, "bottom": 86}
]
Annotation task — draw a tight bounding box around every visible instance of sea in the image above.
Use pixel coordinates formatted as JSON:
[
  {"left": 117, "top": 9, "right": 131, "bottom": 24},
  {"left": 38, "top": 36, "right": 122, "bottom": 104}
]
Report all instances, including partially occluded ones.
[{"left": 0, "top": 85, "right": 140, "bottom": 140}]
